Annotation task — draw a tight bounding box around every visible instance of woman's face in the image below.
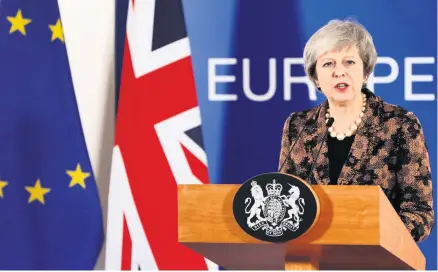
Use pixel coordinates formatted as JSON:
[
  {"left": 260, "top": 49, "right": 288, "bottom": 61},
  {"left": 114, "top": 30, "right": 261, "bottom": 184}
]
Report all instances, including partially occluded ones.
[{"left": 314, "top": 45, "right": 365, "bottom": 104}]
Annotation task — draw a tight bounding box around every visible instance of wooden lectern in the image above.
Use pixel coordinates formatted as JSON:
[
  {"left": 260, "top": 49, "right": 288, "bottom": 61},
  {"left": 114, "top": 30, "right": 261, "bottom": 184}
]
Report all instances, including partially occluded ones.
[{"left": 178, "top": 184, "right": 426, "bottom": 270}]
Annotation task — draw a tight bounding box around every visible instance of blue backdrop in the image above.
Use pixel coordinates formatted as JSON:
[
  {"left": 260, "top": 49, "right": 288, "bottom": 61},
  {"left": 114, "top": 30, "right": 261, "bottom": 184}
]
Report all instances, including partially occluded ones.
[{"left": 116, "top": 0, "right": 437, "bottom": 269}]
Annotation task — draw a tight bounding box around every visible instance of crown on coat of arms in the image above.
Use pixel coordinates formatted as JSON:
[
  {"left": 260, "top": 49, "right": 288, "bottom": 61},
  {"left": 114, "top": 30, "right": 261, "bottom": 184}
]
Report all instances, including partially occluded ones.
[{"left": 266, "top": 180, "right": 282, "bottom": 196}]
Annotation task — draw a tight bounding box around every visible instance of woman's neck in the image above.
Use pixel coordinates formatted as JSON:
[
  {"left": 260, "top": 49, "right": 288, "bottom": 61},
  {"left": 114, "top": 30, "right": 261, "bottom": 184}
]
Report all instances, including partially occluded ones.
[{"left": 327, "top": 94, "right": 364, "bottom": 133}]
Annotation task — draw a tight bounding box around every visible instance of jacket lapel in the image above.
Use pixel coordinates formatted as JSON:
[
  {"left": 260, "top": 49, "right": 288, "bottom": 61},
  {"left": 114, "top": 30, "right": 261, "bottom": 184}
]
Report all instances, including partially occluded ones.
[
  {"left": 299, "top": 101, "right": 331, "bottom": 185},
  {"left": 337, "top": 90, "right": 383, "bottom": 185},
  {"left": 301, "top": 89, "right": 384, "bottom": 186}
]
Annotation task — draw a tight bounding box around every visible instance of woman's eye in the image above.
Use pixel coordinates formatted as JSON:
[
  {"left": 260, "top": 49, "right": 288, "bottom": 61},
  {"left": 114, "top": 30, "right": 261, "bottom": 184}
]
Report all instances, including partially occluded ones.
[
  {"left": 323, "top": 62, "right": 332, "bottom": 67},
  {"left": 346, "top": 60, "right": 355, "bottom": 65}
]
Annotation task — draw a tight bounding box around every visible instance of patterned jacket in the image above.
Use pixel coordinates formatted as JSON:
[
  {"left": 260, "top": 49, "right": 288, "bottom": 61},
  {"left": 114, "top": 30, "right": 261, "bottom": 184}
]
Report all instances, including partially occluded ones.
[{"left": 278, "top": 88, "right": 434, "bottom": 242}]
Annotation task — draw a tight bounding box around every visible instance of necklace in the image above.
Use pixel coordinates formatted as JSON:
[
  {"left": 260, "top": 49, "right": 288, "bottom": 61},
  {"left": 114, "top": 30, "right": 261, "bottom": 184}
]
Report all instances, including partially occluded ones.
[{"left": 326, "top": 93, "right": 367, "bottom": 141}]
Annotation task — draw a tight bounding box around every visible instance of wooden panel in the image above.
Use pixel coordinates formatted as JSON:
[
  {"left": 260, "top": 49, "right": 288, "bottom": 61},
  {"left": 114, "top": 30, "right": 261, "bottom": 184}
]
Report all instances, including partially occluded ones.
[
  {"left": 285, "top": 257, "right": 320, "bottom": 270},
  {"left": 178, "top": 184, "right": 425, "bottom": 270},
  {"left": 178, "top": 184, "right": 381, "bottom": 245},
  {"left": 178, "top": 184, "right": 258, "bottom": 243},
  {"left": 378, "top": 189, "right": 426, "bottom": 270},
  {"left": 288, "top": 185, "right": 380, "bottom": 246},
  {"left": 184, "top": 243, "right": 286, "bottom": 270},
  {"left": 319, "top": 245, "right": 412, "bottom": 270}
]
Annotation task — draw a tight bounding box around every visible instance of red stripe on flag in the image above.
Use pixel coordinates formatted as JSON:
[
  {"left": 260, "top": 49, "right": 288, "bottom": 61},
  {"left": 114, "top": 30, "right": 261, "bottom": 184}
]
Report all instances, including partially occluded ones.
[
  {"left": 121, "top": 216, "right": 132, "bottom": 270},
  {"left": 181, "top": 144, "right": 210, "bottom": 184},
  {"left": 115, "top": 39, "right": 208, "bottom": 270}
]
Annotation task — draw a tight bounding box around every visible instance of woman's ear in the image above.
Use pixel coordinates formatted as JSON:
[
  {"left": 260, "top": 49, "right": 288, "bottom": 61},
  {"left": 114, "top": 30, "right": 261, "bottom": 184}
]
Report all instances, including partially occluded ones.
[{"left": 314, "top": 79, "right": 320, "bottom": 90}]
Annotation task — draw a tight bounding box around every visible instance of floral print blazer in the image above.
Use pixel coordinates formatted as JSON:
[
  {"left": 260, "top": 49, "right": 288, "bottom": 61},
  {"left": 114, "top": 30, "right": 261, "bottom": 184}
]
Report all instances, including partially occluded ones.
[{"left": 278, "top": 88, "right": 434, "bottom": 242}]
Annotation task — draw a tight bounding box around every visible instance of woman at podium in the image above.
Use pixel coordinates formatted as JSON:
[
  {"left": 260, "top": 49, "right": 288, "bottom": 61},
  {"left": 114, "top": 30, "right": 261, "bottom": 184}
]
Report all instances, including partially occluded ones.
[{"left": 278, "top": 19, "right": 434, "bottom": 242}]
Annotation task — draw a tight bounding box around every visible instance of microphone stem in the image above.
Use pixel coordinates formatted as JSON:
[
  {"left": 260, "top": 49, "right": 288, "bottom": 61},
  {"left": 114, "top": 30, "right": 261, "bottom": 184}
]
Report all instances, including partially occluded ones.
[
  {"left": 278, "top": 105, "right": 323, "bottom": 173},
  {"left": 306, "top": 132, "right": 329, "bottom": 184},
  {"left": 306, "top": 117, "right": 334, "bottom": 184}
]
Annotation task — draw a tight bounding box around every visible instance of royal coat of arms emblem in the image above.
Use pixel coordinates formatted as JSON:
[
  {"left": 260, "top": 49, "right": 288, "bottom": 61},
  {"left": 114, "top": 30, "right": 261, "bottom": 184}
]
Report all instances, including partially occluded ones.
[
  {"left": 233, "top": 172, "right": 319, "bottom": 243},
  {"left": 244, "top": 180, "right": 305, "bottom": 236}
]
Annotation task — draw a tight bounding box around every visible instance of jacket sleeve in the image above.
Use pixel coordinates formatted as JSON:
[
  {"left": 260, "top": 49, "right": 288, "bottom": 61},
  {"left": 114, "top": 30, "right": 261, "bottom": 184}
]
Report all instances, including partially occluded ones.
[
  {"left": 278, "top": 114, "right": 293, "bottom": 173},
  {"left": 396, "top": 111, "right": 434, "bottom": 242}
]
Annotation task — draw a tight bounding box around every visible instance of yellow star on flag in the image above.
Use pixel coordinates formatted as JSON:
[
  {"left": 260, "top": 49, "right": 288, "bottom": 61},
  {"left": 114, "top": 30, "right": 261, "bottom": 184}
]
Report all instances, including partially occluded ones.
[
  {"left": 67, "top": 164, "right": 90, "bottom": 189},
  {"left": 49, "top": 18, "right": 64, "bottom": 42},
  {"left": 7, "top": 9, "right": 32, "bottom": 35},
  {"left": 25, "top": 179, "right": 51, "bottom": 204},
  {"left": 0, "top": 180, "right": 8, "bottom": 198}
]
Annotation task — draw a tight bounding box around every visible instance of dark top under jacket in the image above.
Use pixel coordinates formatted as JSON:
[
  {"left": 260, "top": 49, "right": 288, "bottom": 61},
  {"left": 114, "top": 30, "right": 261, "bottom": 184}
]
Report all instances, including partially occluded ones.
[
  {"left": 328, "top": 135, "right": 355, "bottom": 185},
  {"left": 278, "top": 88, "right": 434, "bottom": 242}
]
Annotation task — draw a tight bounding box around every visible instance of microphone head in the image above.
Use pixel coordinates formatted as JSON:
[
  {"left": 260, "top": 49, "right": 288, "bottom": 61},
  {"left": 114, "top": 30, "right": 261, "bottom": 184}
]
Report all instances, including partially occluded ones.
[{"left": 326, "top": 117, "right": 335, "bottom": 127}]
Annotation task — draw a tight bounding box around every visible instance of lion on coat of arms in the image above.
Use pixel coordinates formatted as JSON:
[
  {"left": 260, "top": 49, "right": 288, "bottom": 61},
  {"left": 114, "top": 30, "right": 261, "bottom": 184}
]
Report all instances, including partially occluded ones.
[{"left": 244, "top": 181, "right": 266, "bottom": 226}]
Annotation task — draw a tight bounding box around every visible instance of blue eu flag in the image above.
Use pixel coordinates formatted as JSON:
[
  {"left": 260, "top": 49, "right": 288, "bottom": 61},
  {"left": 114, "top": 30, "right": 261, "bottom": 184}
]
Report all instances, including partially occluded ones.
[{"left": 0, "top": 1, "right": 104, "bottom": 269}]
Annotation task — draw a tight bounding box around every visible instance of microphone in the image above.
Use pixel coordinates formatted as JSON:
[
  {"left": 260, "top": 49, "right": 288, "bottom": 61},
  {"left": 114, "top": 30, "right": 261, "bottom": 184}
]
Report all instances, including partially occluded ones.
[
  {"left": 278, "top": 105, "right": 322, "bottom": 173},
  {"left": 305, "top": 117, "right": 335, "bottom": 184}
]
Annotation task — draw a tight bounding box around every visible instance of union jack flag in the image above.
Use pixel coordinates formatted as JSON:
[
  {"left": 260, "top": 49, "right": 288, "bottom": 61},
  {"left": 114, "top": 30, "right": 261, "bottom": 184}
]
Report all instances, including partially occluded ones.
[{"left": 105, "top": 0, "right": 217, "bottom": 270}]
